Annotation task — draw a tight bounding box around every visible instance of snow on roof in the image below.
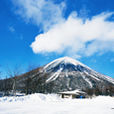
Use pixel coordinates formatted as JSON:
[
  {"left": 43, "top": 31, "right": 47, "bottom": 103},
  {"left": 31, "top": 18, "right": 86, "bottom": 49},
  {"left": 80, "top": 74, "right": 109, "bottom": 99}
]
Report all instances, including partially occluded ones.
[{"left": 58, "top": 90, "right": 86, "bottom": 95}]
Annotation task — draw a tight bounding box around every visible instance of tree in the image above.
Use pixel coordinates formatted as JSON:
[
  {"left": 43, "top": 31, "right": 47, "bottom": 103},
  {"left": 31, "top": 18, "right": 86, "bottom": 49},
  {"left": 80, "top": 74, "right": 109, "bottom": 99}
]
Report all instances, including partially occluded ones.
[
  {"left": 25, "top": 76, "right": 32, "bottom": 95},
  {"left": 3, "top": 76, "right": 10, "bottom": 96},
  {"left": 6, "top": 65, "right": 22, "bottom": 96},
  {"left": 24, "top": 63, "right": 40, "bottom": 94},
  {"left": 86, "top": 88, "right": 94, "bottom": 96}
]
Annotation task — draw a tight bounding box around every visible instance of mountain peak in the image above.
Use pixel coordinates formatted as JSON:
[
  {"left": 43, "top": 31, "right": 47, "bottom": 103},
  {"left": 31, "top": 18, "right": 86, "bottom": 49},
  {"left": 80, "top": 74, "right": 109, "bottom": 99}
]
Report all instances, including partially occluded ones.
[
  {"left": 56, "top": 56, "right": 81, "bottom": 65},
  {"left": 43, "top": 57, "right": 114, "bottom": 85},
  {"left": 44, "top": 56, "right": 91, "bottom": 71},
  {"left": 57, "top": 56, "right": 88, "bottom": 66}
]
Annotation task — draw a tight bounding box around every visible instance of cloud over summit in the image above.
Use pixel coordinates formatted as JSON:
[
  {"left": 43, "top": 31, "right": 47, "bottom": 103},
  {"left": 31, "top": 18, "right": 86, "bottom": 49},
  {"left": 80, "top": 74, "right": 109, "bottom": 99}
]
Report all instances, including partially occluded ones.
[
  {"left": 31, "top": 12, "right": 114, "bottom": 57},
  {"left": 13, "top": 0, "right": 114, "bottom": 58}
]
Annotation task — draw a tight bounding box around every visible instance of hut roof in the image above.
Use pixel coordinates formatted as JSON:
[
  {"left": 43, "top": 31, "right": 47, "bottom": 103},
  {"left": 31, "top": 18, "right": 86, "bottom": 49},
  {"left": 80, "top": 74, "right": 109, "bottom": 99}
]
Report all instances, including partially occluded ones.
[{"left": 58, "top": 89, "right": 86, "bottom": 95}]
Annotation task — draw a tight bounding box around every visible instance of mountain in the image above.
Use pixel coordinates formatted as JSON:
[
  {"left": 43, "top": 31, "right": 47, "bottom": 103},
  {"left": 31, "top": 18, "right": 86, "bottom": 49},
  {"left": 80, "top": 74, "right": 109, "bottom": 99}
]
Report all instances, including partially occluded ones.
[
  {"left": 0, "top": 57, "right": 114, "bottom": 95},
  {"left": 39, "top": 57, "right": 114, "bottom": 93},
  {"left": 43, "top": 57, "right": 114, "bottom": 84}
]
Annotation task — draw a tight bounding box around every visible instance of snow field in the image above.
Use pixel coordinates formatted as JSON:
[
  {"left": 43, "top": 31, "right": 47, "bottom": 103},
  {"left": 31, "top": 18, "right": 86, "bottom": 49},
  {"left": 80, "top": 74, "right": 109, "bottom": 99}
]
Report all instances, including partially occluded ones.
[{"left": 0, "top": 94, "right": 114, "bottom": 114}]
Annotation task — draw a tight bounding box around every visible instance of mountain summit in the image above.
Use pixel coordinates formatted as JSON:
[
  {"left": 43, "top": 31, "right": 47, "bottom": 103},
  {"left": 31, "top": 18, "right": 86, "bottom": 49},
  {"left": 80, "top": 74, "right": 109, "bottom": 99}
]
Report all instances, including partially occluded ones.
[
  {"left": 44, "top": 56, "right": 91, "bottom": 72},
  {"left": 43, "top": 57, "right": 114, "bottom": 86}
]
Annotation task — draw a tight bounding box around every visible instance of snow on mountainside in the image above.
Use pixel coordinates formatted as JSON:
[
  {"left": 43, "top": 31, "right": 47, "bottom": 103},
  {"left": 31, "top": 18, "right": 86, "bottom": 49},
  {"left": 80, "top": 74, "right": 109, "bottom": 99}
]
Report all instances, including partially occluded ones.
[
  {"left": 44, "top": 56, "right": 91, "bottom": 71},
  {"left": 43, "top": 57, "right": 114, "bottom": 85}
]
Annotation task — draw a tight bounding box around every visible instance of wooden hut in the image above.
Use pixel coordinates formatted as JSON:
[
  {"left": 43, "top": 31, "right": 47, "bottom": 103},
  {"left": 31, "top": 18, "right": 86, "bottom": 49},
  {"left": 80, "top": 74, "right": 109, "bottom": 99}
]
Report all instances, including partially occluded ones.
[{"left": 58, "top": 90, "right": 87, "bottom": 99}]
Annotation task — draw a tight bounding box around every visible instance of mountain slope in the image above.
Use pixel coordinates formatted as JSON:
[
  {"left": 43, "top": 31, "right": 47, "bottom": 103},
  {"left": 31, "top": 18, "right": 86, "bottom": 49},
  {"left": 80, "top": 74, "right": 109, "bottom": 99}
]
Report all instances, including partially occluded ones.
[
  {"left": 1, "top": 57, "right": 114, "bottom": 95},
  {"left": 43, "top": 57, "right": 114, "bottom": 84},
  {"left": 35, "top": 56, "right": 113, "bottom": 93}
]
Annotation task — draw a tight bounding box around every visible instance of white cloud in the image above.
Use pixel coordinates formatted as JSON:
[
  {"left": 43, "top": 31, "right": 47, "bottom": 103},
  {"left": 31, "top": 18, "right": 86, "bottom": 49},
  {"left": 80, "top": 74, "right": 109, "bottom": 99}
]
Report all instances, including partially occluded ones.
[
  {"left": 31, "top": 12, "right": 114, "bottom": 57},
  {"left": 13, "top": 0, "right": 65, "bottom": 31},
  {"left": 13, "top": 0, "right": 114, "bottom": 58}
]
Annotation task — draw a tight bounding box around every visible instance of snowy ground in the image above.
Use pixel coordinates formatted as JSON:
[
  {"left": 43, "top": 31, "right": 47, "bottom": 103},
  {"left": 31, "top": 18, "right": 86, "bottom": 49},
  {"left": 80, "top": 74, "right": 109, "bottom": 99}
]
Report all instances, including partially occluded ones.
[{"left": 0, "top": 94, "right": 114, "bottom": 114}]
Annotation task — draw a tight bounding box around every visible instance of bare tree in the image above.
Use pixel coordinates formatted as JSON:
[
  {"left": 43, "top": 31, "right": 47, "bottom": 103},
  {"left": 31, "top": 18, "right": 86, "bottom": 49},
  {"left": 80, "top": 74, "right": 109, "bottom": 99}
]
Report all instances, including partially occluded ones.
[
  {"left": 0, "top": 66, "right": 4, "bottom": 94},
  {"left": 25, "top": 76, "right": 32, "bottom": 95},
  {"left": 6, "top": 65, "right": 22, "bottom": 96},
  {"left": 3, "top": 76, "right": 9, "bottom": 96},
  {"left": 24, "top": 63, "right": 40, "bottom": 95}
]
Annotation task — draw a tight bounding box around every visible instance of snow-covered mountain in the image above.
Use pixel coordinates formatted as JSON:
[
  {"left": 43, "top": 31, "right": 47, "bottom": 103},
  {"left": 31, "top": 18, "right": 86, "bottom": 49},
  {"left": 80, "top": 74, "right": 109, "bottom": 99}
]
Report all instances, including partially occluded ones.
[
  {"left": 43, "top": 57, "right": 113, "bottom": 83},
  {"left": 1, "top": 57, "right": 114, "bottom": 95},
  {"left": 38, "top": 56, "right": 114, "bottom": 92}
]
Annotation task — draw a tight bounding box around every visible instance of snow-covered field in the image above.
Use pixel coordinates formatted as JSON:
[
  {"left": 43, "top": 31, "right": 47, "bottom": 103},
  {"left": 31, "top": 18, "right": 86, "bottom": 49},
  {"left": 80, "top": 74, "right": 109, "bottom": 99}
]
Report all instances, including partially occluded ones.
[{"left": 0, "top": 94, "right": 114, "bottom": 114}]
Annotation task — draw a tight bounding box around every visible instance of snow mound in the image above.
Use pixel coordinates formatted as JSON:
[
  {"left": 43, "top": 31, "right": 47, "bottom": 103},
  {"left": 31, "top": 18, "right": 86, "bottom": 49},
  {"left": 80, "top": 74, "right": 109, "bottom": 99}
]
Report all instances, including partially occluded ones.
[
  {"left": 0, "top": 93, "right": 60, "bottom": 103},
  {"left": 0, "top": 94, "right": 114, "bottom": 114}
]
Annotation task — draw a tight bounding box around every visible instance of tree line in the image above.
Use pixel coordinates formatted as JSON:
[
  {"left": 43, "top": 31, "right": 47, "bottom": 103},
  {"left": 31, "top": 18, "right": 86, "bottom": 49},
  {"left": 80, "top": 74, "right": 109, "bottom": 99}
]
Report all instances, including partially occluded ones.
[{"left": 0, "top": 64, "right": 43, "bottom": 96}]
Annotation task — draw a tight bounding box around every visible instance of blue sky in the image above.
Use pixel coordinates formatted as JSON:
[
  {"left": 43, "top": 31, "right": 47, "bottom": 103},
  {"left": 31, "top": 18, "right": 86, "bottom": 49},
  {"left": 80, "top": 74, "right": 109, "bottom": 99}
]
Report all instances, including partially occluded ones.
[{"left": 0, "top": 0, "right": 114, "bottom": 78}]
